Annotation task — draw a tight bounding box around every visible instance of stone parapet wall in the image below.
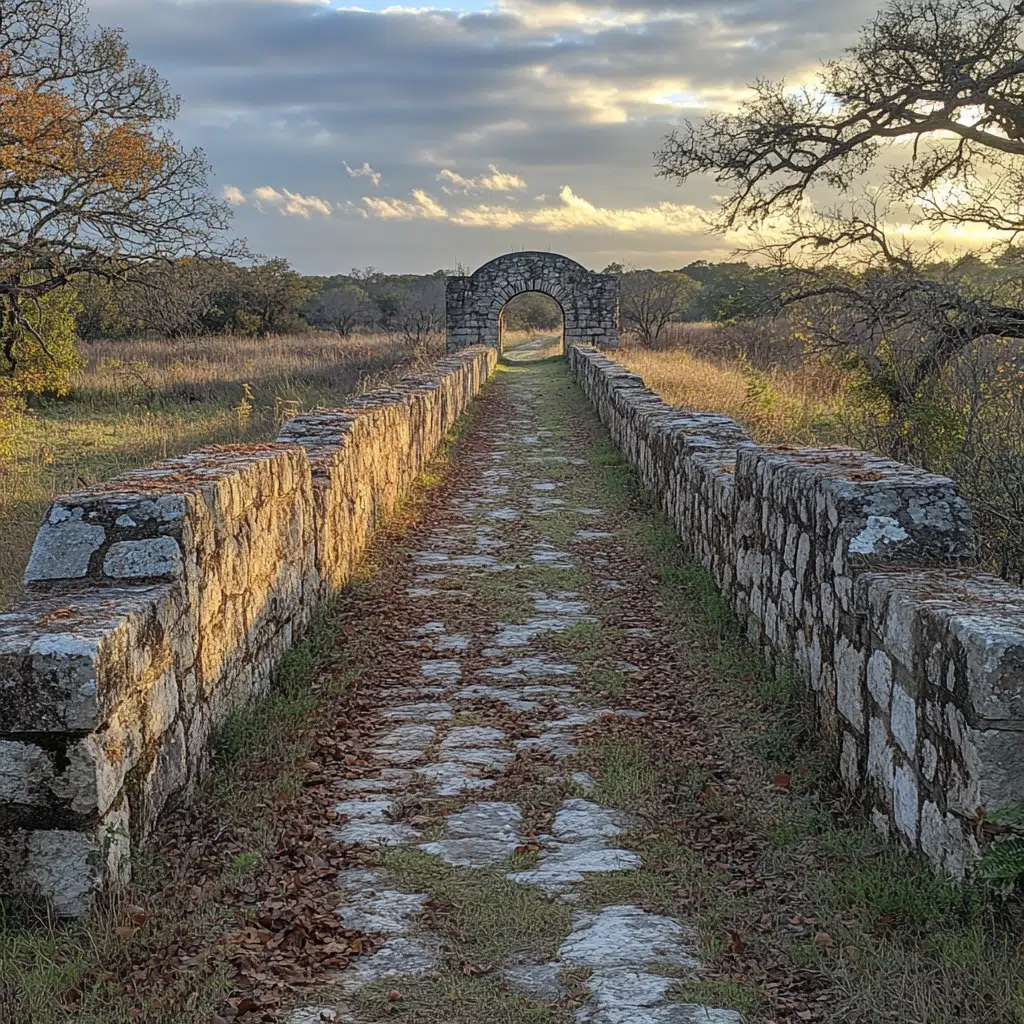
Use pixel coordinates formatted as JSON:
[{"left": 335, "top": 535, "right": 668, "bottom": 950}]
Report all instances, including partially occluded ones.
[
  {"left": 569, "top": 344, "right": 1024, "bottom": 875},
  {"left": 0, "top": 347, "right": 497, "bottom": 914}
]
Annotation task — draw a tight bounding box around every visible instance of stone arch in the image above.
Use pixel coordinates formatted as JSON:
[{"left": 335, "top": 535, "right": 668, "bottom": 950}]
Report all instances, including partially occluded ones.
[{"left": 445, "top": 251, "right": 619, "bottom": 353}]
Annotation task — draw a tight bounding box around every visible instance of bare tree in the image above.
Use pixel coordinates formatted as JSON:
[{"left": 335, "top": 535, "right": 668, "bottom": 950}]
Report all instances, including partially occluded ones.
[
  {"left": 122, "top": 258, "right": 228, "bottom": 338},
  {"left": 655, "top": 0, "right": 1024, "bottom": 410},
  {"left": 619, "top": 270, "right": 698, "bottom": 347},
  {"left": 305, "top": 285, "right": 369, "bottom": 337},
  {"left": 0, "top": 0, "right": 238, "bottom": 370},
  {"left": 375, "top": 276, "right": 446, "bottom": 354}
]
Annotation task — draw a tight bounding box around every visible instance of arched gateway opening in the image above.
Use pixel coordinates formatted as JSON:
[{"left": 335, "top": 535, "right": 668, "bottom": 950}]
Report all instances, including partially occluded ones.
[
  {"left": 445, "top": 251, "right": 619, "bottom": 355},
  {"left": 500, "top": 292, "right": 564, "bottom": 362}
]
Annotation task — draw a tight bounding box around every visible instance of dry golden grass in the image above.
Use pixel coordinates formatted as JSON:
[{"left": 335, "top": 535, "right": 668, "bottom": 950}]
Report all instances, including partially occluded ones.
[
  {"left": 0, "top": 331, "right": 418, "bottom": 609},
  {"left": 617, "top": 339, "right": 854, "bottom": 446},
  {"left": 501, "top": 329, "right": 564, "bottom": 362}
]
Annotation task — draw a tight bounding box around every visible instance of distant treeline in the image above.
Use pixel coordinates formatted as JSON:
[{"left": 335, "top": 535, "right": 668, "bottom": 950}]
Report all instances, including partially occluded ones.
[
  {"left": 75, "top": 253, "right": 1024, "bottom": 346},
  {"left": 72, "top": 257, "right": 793, "bottom": 343},
  {"left": 75, "top": 260, "right": 449, "bottom": 347}
]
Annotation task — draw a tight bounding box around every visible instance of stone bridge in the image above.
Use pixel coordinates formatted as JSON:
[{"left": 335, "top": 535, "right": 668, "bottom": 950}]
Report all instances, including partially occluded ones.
[
  {"left": 2, "top": 251, "right": 1023, "bottom": 1021},
  {"left": 445, "top": 251, "right": 619, "bottom": 352}
]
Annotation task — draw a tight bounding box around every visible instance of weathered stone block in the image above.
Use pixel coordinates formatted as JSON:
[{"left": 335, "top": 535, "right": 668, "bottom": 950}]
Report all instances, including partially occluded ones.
[
  {"left": 24, "top": 509, "right": 105, "bottom": 580},
  {"left": 103, "top": 537, "right": 183, "bottom": 579}
]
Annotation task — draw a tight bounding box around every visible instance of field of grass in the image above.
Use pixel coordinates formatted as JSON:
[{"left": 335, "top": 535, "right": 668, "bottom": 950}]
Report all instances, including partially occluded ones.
[
  {"left": 618, "top": 339, "right": 855, "bottom": 447},
  {"left": 501, "top": 329, "right": 564, "bottom": 362},
  {"left": 0, "top": 332, "right": 416, "bottom": 609}
]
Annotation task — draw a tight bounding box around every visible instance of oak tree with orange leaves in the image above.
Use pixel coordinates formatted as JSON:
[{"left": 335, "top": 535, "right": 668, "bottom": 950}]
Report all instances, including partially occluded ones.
[{"left": 0, "top": 0, "right": 237, "bottom": 377}]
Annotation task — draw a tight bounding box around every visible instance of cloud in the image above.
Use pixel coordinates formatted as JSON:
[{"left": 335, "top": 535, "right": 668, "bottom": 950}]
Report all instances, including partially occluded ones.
[
  {"left": 344, "top": 161, "right": 383, "bottom": 187},
  {"left": 362, "top": 183, "right": 711, "bottom": 235},
  {"left": 249, "top": 185, "right": 333, "bottom": 217},
  {"left": 91, "top": 0, "right": 892, "bottom": 271},
  {"left": 530, "top": 186, "right": 708, "bottom": 233},
  {"left": 449, "top": 205, "right": 528, "bottom": 228},
  {"left": 438, "top": 164, "right": 528, "bottom": 194},
  {"left": 362, "top": 189, "right": 448, "bottom": 219}
]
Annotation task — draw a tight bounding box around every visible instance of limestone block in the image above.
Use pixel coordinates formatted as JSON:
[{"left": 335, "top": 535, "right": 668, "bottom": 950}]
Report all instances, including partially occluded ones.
[
  {"left": 0, "top": 740, "right": 53, "bottom": 804},
  {"left": 835, "top": 636, "right": 865, "bottom": 732},
  {"left": 865, "top": 716, "right": 892, "bottom": 795},
  {"left": 890, "top": 684, "right": 918, "bottom": 759},
  {"left": 917, "top": 741, "right": 936, "bottom": 787},
  {"left": 24, "top": 508, "right": 105, "bottom": 580},
  {"left": 0, "top": 585, "right": 174, "bottom": 732},
  {"left": 949, "top": 604, "right": 1024, "bottom": 722},
  {"left": 920, "top": 800, "right": 976, "bottom": 878},
  {"left": 866, "top": 649, "right": 893, "bottom": 707},
  {"left": 103, "top": 537, "right": 183, "bottom": 579},
  {"left": 961, "top": 726, "right": 1024, "bottom": 812},
  {"left": 893, "top": 763, "right": 920, "bottom": 842}
]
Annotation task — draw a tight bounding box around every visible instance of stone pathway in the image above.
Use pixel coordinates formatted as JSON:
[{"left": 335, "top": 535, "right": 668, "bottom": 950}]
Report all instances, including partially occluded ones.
[{"left": 289, "top": 355, "right": 741, "bottom": 1024}]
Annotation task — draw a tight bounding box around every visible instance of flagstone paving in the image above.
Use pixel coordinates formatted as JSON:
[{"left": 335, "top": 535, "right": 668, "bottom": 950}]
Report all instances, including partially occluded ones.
[{"left": 287, "top": 353, "right": 742, "bottom": 1024}]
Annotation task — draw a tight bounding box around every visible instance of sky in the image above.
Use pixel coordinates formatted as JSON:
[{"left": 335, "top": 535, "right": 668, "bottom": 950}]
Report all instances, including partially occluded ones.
[{"left": 90, "top": 0, "right": 886, "bottom": 275}]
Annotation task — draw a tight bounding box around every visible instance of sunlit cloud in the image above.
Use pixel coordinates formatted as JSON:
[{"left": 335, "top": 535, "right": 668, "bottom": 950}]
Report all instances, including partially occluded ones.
[
  {"left": 344, "top": 161, "right": 383, "bottom": 188},
  {"left": 495, "top": 0, "right": 653, "bottom": 32},
  {"left": 250, "top": 186, "right": 333, "bottom": 217},
  {"left": 362, "top": 188, "right": 448, "bottom": 219},
  {"left": 438, "top": 164, "right": 527, "bottom": 194},
  {"left": 222, "top": 184, "right": 247, "bottom": 205},
  {"left": 449, "top": 205, "right": 528, "bottom": 228},
  {"left": 361, "top": 184, "right": 712, "bottom": 235},
  {"left": 530, "top": 186, "right": 708, "bottom": 233}
]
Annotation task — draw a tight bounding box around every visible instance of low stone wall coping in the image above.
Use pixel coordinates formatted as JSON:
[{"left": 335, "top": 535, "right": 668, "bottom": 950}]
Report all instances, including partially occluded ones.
[
  {"left": 569, "top": 343, "right": 1024, "bottom": 876},
  {"left": 0, "top": 346, "right": 497, "bottom": 914}
]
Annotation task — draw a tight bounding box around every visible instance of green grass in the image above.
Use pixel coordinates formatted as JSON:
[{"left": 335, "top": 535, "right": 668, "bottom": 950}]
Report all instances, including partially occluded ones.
[
  {"left": 214, "top": 606, "right": 343, "bottom": 763},
  {"left": 581, "top": 665, "right": 628, "bottom": 696},
  {"left": 0, "top": 332, "right": 415, "bottom": 610},
  {"left": 585, "top": 738, "right": 661, "bottom": 811},
  {"left": 375, "top": 848, "right": 571, "bottom": 965},
  {"left": 353, "top": 971, "right": 567, "bottom": 1024},
  {"left": 469, "top": 572, "right": 540, "bottom": 622},
  {"left": 669, "top": 979, "right": 764, "bottom": 1019}
]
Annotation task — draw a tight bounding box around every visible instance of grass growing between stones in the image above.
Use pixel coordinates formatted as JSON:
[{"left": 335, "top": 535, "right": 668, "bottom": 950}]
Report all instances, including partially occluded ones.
[
  {"left": 546, "top": 619, "right": 629, "bottom": 699},
  {"left": 353, "top": 847, "right": 576, "bottom": 1024},
  {"left": 470, "top": 571, "right": 543, "bottom": 622},
  {"left": 503, "top": 356, "right": 1024, "bottom": 1020},
  {"left": 354, "top": 971, "right": 564, "bottom": 1024},
  {"left": 585, "top": 738, "right": 661, "bottom": 810},
  {"left": 572, "top": 416, "right": 1024, "bottom": 1019},
  {"left": 0, "top": 388, "right": 492, "bottom": 1024},
  {"left": 375, "top": 847, "right": 572, "bottom": 964}
]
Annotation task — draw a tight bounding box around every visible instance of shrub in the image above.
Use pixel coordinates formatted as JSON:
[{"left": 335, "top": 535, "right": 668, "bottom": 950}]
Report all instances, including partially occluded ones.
[
  {"left": 0, "top": 285, "right": 83, "bottom": 460},
  {"left": 2, "top": 286, "right": 83, "bottom": 396}
]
